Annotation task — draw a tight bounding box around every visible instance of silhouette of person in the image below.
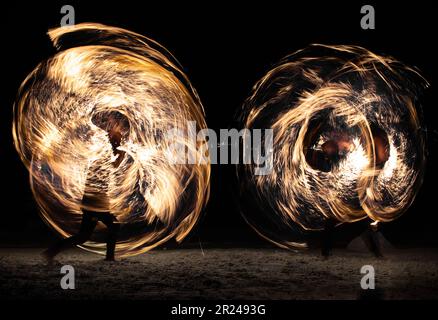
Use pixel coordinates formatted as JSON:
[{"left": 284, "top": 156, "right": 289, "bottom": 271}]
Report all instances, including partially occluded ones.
[
  {"left": 319, "top": 130, "right": 389, "bottom": 257},
  {"left": 43, "top": 111, "right": 130, "bottom": 262}
]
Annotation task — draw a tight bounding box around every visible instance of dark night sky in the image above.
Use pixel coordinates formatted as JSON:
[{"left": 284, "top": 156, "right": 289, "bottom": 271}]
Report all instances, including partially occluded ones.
[{"left": 1, "top": 1, "right": 437, "bottom": 247}]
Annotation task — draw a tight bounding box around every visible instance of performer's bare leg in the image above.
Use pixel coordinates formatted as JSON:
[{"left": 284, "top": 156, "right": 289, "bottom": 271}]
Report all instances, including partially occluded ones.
[
  {"left": 361, "top": 222, "right": 383, "bottom": 258},
  {"left": 321, "top": 220, "right": 335, "bottom": 258},
  {"left": 42, "top": 211, "right": 97, "bottom": 263},
  {"left": 100, "top": 214, "right": 120, "bottom": 261}
]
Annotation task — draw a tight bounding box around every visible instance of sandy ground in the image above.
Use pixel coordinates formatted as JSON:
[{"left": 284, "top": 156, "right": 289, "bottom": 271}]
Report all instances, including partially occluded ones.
[{"left": 0, "top": 246, "right": 437, "bottom": 300}]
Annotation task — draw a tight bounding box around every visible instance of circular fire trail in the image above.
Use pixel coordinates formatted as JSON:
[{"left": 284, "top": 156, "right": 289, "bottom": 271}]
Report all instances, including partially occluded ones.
[
  {"left": 237, "top": 45, "right": 427, "bottom": 249},
  {"left": 13, "top": 23, "right": 210, "bottom": 257}
]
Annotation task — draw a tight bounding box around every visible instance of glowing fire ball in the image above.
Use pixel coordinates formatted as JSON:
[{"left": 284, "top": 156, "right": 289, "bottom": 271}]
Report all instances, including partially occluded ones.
[
  {"left": 13, "top": 24, "right": 210, "bottom": 257},
  {"left": 237, "top": 45, "right": 427, "bottom": 249}
]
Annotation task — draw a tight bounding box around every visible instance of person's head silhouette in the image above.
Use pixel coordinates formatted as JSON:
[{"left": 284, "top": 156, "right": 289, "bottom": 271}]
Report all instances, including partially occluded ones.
[{"left": 91, "top": 110, "right": 130, "bottom": 154}]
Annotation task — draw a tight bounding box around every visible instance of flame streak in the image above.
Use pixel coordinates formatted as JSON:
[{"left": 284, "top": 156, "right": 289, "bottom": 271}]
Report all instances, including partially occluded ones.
[
  {"left": 13, "top": 23, "right": 210, "bottom": 257},
  {"left": 238, "top": 45, "right": 426, "bottom": 248}
]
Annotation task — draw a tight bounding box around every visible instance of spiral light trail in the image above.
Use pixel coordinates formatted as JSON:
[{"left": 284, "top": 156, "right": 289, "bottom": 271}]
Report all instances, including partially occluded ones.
[
  {"left": 238, "top": 45, "right": 427, "bottom": 249},
  {"left": 13, "top": 23, "right": 210, "bottom": 257}
]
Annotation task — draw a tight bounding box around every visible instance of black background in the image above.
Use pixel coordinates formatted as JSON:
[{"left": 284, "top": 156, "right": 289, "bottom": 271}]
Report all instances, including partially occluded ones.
[{"left": 1, "top": 1, "right": 437, "bottom": 247}]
